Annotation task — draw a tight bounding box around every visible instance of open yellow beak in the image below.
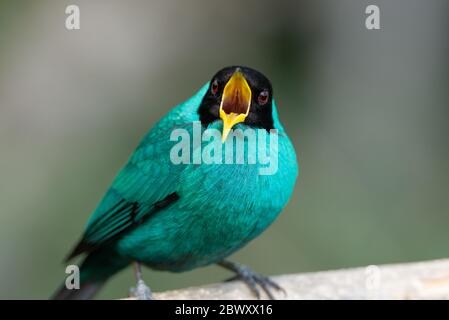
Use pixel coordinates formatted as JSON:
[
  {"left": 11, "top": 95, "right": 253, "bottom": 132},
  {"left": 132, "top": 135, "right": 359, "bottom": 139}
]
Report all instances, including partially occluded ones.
[{"left": 219, "top": 71, "right": 252, "bottom": 142}]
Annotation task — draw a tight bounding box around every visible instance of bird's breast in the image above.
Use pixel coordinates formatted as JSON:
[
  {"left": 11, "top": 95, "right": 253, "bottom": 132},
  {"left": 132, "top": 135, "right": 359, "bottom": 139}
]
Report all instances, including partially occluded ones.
[{"left": 117, "top": 125, "right": 298, "bottom": 271}]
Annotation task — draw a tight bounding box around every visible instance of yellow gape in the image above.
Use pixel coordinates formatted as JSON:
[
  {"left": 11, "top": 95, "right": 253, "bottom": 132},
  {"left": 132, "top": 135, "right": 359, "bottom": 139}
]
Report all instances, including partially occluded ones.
[{"left": 219, "top": 71, "right": 252, "bottom": 142}]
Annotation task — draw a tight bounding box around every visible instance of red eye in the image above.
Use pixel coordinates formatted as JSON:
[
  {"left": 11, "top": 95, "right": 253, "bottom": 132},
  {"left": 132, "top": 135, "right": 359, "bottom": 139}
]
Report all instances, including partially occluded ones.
[
  {"left": 258, "top": 90, "right": 269, "bottom": 105},
  {"left": 211, "top": 79, "right": 219, "bottom": 95}
]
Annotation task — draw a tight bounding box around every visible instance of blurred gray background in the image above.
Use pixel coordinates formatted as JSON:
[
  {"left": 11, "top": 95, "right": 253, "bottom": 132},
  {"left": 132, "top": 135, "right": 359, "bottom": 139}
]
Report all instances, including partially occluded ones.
[{"left": 0, "top": 0, "right": 448, "bottom": 299}]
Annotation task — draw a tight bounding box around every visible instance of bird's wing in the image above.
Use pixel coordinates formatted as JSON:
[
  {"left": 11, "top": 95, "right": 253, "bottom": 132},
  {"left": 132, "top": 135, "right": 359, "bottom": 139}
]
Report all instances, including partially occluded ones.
[
  {"left": 65, "top": 84, "right": 208, "bottom": 261},
  {"left": 65, "top": 124, "right": 189, "bottom": 261}
]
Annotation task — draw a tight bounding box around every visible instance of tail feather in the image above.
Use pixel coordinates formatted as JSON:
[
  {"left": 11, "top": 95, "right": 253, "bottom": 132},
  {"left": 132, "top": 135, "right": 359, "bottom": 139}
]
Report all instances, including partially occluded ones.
[
  {"left": 51, "top": 281, "right": 104, "bottom": 300},
  {"left": 51, "top": 246, "right": 130, "bottom": 300}
]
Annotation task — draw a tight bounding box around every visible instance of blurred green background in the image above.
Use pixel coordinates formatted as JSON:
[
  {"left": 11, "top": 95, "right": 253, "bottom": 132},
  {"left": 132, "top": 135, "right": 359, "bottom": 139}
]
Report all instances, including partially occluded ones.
[{"left": 0, "top": 0, "right": 448, "bottom": 299}]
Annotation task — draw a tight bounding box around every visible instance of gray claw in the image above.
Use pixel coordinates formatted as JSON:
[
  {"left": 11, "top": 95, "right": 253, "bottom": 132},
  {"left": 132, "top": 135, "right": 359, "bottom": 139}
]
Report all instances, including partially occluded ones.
[
  {"left": 227, "top": 267, "right": 284, "bottom": 299},
  {"left": 129, "top": 279, "right": 153, "bottom": 300}
]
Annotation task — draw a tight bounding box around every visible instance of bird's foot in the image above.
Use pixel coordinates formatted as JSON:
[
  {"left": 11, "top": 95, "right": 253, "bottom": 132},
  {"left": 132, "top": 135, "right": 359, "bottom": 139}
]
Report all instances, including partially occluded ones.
[
  {"left": 129, "top": 279, "right": 153, "bottom": 300},
  {"left": 220, "top": 261, "right": 285, "bottom": 299}
]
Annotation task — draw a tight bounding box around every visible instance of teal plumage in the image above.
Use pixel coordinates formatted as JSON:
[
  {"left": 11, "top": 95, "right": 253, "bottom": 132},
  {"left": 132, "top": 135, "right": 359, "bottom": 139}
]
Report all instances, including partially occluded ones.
[{"left": 53, "top": 67, "right": 298, "bottom": 299}]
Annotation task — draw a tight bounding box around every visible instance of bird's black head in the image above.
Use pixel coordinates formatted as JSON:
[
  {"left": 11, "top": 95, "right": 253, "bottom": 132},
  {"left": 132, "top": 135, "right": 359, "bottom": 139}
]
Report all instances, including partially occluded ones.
[{"left": 198, "top": 66, "right": 274, "bottom": 141}]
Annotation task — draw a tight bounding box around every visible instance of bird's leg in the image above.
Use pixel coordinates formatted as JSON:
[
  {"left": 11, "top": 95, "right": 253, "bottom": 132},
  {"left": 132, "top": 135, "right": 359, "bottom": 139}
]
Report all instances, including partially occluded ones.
[
  {"left": 129, "top": 261, "right": 152, "bottom": 300},
  {"left": 217, "top": 260, "right": 285, "bottom": 300}
]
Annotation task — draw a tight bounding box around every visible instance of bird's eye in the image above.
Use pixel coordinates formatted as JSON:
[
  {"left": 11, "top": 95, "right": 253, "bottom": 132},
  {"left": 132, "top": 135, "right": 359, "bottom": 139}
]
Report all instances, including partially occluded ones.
[
  {"left": 211, "top": 79, "right": 219, "bottom": 95},
  {"left": 258, "top": 90, "right": 269, "bottom": 105}
]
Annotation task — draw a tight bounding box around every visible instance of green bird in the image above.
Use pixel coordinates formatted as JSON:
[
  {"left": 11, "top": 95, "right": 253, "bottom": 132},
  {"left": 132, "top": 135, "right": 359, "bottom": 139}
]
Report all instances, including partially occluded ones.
[{"left": 52, "top": 66, "right": 298, "bottom": 300}]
